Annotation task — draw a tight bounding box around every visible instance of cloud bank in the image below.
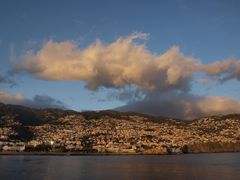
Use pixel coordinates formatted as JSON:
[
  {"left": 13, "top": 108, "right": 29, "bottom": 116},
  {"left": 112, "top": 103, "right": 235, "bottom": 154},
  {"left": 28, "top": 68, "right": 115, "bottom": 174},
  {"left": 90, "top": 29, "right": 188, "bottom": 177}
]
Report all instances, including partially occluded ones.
[
  {"left": 116, "top": 92, "right": 240, "bottom": 119},
  {"left": 0, "top": 92, "right": 65, "bottom": 109},
  {"left": 12, "top": 33, "right": 240, "bottom": 119}
]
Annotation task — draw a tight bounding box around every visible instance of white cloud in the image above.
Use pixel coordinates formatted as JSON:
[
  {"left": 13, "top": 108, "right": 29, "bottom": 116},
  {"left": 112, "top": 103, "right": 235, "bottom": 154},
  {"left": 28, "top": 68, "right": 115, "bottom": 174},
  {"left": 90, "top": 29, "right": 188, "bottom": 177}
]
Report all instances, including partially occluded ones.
[
  {"left": 14, "top": 33, "right": 240, "bottom": 91},
  {"left": 14, "top": 33, "right": 200, "bottom": 92},
  {"left": 11, "top": 33, "right": 240, "bottom": 119}
]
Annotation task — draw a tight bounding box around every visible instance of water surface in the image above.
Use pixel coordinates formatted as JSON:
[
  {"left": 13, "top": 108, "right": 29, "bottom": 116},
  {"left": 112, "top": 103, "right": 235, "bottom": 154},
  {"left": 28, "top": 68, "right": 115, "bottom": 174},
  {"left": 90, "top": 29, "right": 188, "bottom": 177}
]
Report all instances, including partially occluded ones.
[{"left": 0, "top": 153, "right": 240, "bottom": 180}]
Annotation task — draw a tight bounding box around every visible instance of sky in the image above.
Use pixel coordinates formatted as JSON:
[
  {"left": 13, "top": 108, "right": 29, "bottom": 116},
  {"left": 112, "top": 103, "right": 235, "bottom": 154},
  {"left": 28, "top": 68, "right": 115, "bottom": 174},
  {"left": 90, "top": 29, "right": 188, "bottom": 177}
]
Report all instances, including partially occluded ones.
[{"left": 1, "top": 0, "right": 240, "bottom": 119}]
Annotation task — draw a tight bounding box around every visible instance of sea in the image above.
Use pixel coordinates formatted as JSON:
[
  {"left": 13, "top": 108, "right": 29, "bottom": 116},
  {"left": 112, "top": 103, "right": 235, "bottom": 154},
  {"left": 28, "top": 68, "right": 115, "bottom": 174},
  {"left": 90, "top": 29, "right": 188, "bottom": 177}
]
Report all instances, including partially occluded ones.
[{"left": 0, "top": 153, "right": 240, "bottom": 180}]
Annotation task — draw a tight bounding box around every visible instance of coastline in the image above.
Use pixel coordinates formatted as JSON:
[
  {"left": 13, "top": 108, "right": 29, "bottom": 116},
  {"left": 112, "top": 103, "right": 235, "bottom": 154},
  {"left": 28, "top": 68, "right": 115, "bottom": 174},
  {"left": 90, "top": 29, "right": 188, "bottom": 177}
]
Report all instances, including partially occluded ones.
[
  {"left": 0, "top": 152, "right": 168, "bottom": 156},
  {"left": 1, "top": 151, "right": 240, "bottom": 156}
]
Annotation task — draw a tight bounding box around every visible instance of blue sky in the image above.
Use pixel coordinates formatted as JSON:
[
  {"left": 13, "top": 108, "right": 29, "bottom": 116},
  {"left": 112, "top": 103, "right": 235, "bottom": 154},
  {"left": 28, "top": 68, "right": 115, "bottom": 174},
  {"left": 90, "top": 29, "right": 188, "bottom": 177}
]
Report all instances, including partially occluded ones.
[{"left": 1, "top": 0, "right": 240, "bottom": 118}]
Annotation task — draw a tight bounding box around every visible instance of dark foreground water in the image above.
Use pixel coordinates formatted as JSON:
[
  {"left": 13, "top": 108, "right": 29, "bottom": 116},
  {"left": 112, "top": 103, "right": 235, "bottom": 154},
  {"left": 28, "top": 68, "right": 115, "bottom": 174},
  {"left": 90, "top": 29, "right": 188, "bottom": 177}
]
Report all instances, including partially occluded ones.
[{"left": 1, "top": 153, "right": 240, "bottom": 180}]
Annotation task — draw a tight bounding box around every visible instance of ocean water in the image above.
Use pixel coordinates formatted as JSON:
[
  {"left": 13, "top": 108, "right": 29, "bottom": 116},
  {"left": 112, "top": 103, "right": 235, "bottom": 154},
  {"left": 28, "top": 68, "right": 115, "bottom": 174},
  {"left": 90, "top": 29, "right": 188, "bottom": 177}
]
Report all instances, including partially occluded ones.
[{"left": 0, "top": 153, "right": 240, "bottom": 180}]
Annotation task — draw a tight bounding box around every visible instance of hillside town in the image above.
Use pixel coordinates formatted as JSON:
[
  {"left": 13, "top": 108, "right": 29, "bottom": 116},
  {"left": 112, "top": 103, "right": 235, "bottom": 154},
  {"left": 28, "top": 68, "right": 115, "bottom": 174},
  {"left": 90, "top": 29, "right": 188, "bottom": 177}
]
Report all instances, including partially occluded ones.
[{"left": 1, "top": 103, "right": 240, "bottom": 154}]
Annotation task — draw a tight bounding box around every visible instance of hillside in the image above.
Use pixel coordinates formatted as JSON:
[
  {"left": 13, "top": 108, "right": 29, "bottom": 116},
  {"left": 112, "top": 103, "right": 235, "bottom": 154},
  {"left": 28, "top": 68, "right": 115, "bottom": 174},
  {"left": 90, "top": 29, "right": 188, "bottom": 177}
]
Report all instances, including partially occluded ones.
[{"left": 1, "top": 103, "right": 240, "bottom": 154}]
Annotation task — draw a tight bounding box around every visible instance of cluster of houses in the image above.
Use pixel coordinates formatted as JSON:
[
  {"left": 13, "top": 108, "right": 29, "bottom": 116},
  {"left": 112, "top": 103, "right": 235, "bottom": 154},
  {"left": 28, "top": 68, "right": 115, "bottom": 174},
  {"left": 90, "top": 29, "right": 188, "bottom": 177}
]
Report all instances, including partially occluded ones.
[
  {"left": 0, "top": 141, "right": 25, "bottom": 152},
  {"left": 1, "top": 113, "right": 240, "bottom": 153}
]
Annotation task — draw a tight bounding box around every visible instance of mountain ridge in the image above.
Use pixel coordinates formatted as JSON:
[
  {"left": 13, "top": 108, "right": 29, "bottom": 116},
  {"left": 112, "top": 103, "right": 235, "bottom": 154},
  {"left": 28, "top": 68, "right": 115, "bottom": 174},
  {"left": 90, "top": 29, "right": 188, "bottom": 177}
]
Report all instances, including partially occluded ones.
[
  {"left": 1, "top": 102, "right": 240, "bottom": 154},
  {"left": 2, "top": 102, "right": 240, "bottom": 122}
]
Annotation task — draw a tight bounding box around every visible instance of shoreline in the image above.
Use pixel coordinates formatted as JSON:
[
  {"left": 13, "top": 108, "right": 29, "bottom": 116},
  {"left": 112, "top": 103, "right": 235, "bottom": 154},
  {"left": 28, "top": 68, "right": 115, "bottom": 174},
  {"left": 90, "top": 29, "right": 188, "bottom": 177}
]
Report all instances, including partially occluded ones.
[
  {"left": 0, "top": 152, "right": 169, "bottom": 156},
  {"left": 1, "top": 151, "right": 240, "bottom": 156}
]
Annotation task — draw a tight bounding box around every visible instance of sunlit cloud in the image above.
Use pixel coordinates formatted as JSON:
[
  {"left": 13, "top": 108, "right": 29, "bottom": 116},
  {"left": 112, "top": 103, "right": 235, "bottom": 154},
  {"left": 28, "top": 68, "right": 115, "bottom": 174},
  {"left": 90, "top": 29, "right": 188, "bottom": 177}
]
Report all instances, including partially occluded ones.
[
  {"left": 12, "top": 33, "right": 240, "bottom": 119},
  {"left": 116, "top": 92, "right": 240, "bottom": 119},
  {"left": 13, "top": 33, "right": 199, "bottom": 92},
  {"left": 0, "top": 92, "right": 66, "bottom": 109}
]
